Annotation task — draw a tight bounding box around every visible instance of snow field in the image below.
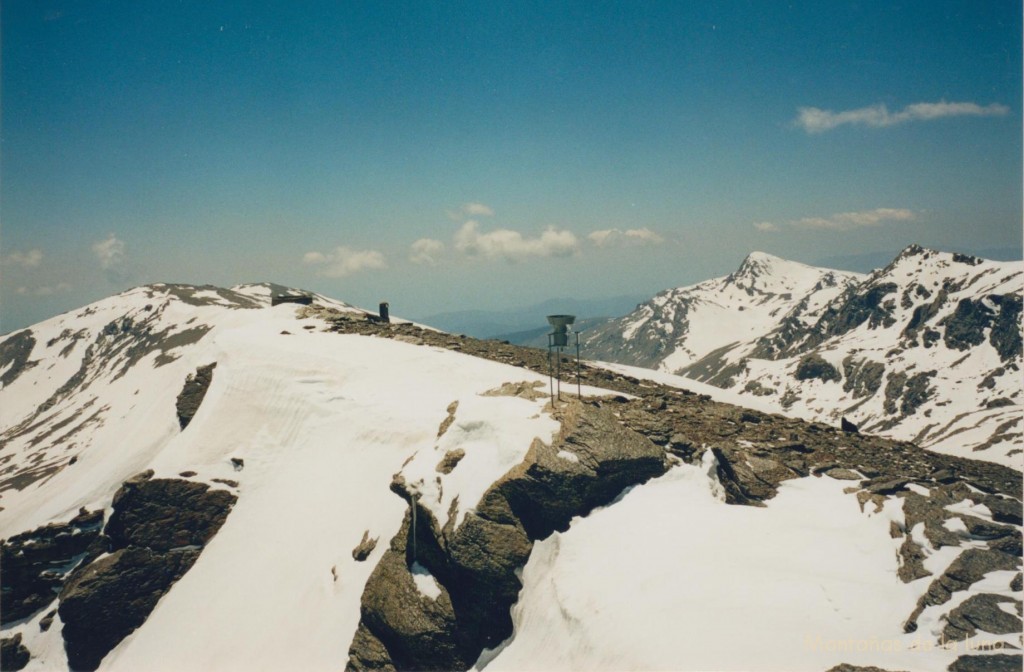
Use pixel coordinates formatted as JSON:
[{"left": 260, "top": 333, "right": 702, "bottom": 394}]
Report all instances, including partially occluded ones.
[{"left": 481, "top": 464, "right": 980, "bottom": 672}]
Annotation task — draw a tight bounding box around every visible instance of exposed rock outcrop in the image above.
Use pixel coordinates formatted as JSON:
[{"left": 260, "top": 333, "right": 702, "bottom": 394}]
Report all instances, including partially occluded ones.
[
  {"left": 102, "top": 474, "right": 236, "bottom": 551},
  {"left": 175, "top": 362, "right": 217, "bottom": 430},
  {"left": 348, "top": 400, "right": 668, "bottom": 671},
  {"left": 942, "top": 593, "right": 1022, "bottom": 642},
  {"left": 0, "top": 330, "right": 37, "bottom": 388},
  {"left": 0, "top": 633, "right": 30, "bottom": 671},
  {"left": 947, "top": 654, "right": 1023, "bottom": 672},
  {"left": 326, "top": 308, "right": 1023, "bottom": 661},
  {"left": 58, "top": 475, "right": 236, "bottom": 671},
  {"left": 0, "top": 508, "right": 105, "bottom": 625},
  {"left": 903, "top": 548, "right": 1021, "bottom": 633},
  {"left": 59, "top": 546, "right": 200, "bottom": 671},
  {"left": 353, "top": 531, "right": 379, "bottom": 561},
  {"left": 794, "top": 353, "right": 841, "bottom": 383}
]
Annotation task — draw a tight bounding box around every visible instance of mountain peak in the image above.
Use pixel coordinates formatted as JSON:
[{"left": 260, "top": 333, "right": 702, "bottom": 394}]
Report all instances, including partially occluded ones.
[
  {"left": 737, "top": 250, "right": 786, "bottom": 270},
  {"left": 728, "top": 251, "right": 829, "bottom": 292}
]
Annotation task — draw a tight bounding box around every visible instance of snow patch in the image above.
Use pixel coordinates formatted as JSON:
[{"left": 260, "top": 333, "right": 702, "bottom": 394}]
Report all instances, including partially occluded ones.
[{"left": 411, "top": 562, "right": 442, "bottom": 600}]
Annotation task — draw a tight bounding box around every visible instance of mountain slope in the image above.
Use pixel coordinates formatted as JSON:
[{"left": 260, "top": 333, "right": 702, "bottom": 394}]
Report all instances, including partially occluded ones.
[
  {"left": 0, "top": 284, "right": 1020, "bottom": 672},
  {"left": 584, "top": 246, "right": 1023, "bottom": 466},
  {"left": 583, "top": 251, "right": 864, "bottom": 371}
]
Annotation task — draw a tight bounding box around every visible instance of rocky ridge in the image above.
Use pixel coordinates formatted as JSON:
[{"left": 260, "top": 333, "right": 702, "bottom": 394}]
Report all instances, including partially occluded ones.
[
  {"left": 580, "top": 246, "right": 1023, "bottom": 465},
  {"left": 320, "top": 306, "right": 1023, "bottom": 672}
]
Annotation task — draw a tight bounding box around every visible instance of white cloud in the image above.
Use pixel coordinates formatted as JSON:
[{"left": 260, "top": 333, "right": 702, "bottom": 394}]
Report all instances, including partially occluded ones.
[
  {"left": 15, "top": 283, "right": 72, "bottom": 297},
  {"left": 454, "top": 220, "right": 579, "bottom": 262},
  {"left": 792, "top": 208, "right": 916, "bottom": 231},
  {"left": 92, "top": 234, "right": 129, "bottom": 281},
  {"left": 302, "top": 246, "right": 387, "bottom": 277},
  {"left": 462, "top": 202, "right": 495, "bottom": 217},
  {"left": 409, "top": 238, "right": 445, "bottom": 266},
  {"left": 3, "top": 249, "right": 43, "bottom": 268},
  {"left": 448, "top": 202, "right": 496, "bottom": 220},
  {"left": 795, "top": 101, "right": 1009, "bottom": 133},
  {"left": 588, "top": 228, "right": 665, "bottom": 247},
  {"left": 753, "top": 209, "right": 916, "bottom": 233}
]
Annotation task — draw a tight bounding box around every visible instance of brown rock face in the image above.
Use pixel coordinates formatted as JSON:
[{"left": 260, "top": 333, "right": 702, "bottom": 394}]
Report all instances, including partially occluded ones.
[
  {"left": 0, "top": 508, "right": 105, "bottom": 625},
  {"left": 347, "top": 401, "right": 668, "bottom": 671},
  {"left": 104, "top": 476, "right": 237, "bottom": 551},
  {"left": 175, "top": 362, "right": 217, "bottom": 429},
  {"left": 0, "top": 633, "right": 31, "bottom": 671},
  {"left": 59, "top": 546, "right": 200, "bottom": 671},
  {"left": 57, "top": 476, "right": 236, "bottom": 671}
]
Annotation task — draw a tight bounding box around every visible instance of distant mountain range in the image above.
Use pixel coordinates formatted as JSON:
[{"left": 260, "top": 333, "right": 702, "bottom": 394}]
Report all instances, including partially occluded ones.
[{"left": 582, "top": 245, "right": 1023, "bottom": 466}]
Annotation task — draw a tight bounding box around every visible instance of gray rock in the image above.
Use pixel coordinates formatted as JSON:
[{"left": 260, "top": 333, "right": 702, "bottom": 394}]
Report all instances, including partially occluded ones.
[
  {"left": 175, "top": 362, "right": 217, "bottom": 430},
  {"left": 57, "top": 476, "right": 236, "bottom": 670},
  {"left": 348, "top": 401, "right": 668, "bottom": 671},
  {"left": 436, "top": 449, "right": 465, "bottom": 474},
  {"left": 841, "top": 357, "right": 886, "bottom": 399},
  {"left": 104, "top": 478, "right": 236, "bottom": 552},
  {"left": 942, "top": 593, "right": 1022, "bottom": 641},
  {"left": 352, "top": 530, "right": 378, "bottom": 562},
  {"left": 350, "top": 516, "right": 471, "bottom": 672},
  {"left": 347, "top": 624, "right": 396, "bottom": 671},
  {"left": 897, "top": 536, "right": 932, "bottom": 583},
  {"left": 825, "top": 468, "right": 862, "bottom": 480},
  {"left": 904, "top": 548, "right": 1020, "bottom": 632},
  {"left": 0, "top": 633, "right": 30, "bottom": 671},
  {"left": 794, "top": 353, "right": 841, "bottom": 383},
  {"left": 59, "top": 546, "right": 200, "bottom": 671},
  {"left": 0, "top": 329, "right": 37, "bottom": 387},
  {"left": 1, "top": 507, "right": 105, "bottom": 625},
  {"left": 948, "top": 654, "right": 1023, "bottom": 672},
  {"left": 436, "top": 401, "right": 458, "bottom": 439}
]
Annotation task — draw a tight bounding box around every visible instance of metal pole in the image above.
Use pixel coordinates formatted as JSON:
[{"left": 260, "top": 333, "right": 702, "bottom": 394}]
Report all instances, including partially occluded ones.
[
  {"left": 556, "top": 347, "right": 562, "bottom": 401},
  {"left": 547, "top": 334, "right": 554, "bottom": 402},
  {"left": 576, "top": 331, "right": 581, "bottom": 399}
]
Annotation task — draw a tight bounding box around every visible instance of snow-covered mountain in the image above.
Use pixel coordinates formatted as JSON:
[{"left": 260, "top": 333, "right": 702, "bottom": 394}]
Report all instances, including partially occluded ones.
[
  {"left": 582, "top": 251, "right": 864, "bottom": 371},
  {"left": 584, "top": 246, "right": 1023, "bottom": 467},
  {"left": 1, "top": 282, "right": 1021, "bottom": 672}
]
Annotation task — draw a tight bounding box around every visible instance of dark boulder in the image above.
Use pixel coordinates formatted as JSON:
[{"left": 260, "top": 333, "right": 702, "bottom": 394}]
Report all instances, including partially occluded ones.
[
  {"left": 904, "top": 548, "right": 1020, "bottom": 632},
  {"left": 175, "top": 362, "right": 217, "bottom": 430},
  {"left": 476, "top": 401, "right": 668, "bottom": 540},
  {"left": 988, "top": 294, "right": 1023, "bottom": 362},
  {"left": 841, "top": 417, "right": 860, "bottom": 434},
  {"left": 941, "top": 298, "right": 993, "bottom": 351},
  {"left": 794, "top": 354, "right": 841, "bottom": 383},
  {"left": 350, "top": 515, "right": 473, "bottom": 672},
  {"left": 348, "top": 400, "right": 668, "bottom": 671},
  {"left": 436, "top": 449, "right": 465, "bottom": 474},
  {"left": 948, "top": 654, "right": 1023, "bottom": 672},
  {"left": 59, "top": 546, "right": 200, "bottom": 671},
  {"left": 942, "top": 593, "right": 1022, "bottom": 642},
  {"left": 1, "top": 508, "right": 105, "bottom": 625},
  {"left": 57, "top": 476, "right": 236, "bottom": 670},
  {"left": 0, "top": 633, "right": 30, "bottom": 671},
  {"left": 104, "top": 477, "right": 236, "bottom": 552},
  {"left": 352, "top": 530, "right": 379, "bottom": 561},
  {"left": 0, "top": 329, "right": 37, "bottom": 387}
]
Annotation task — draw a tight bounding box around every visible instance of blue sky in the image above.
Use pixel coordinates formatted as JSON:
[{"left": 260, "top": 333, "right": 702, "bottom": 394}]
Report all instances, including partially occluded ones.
[{"left": 2, "top": 1, "right": 1021, "bottom": 331}]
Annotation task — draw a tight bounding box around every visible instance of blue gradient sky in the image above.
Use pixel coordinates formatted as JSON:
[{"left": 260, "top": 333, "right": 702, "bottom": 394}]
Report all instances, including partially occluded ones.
[{"left": 2, "top": 1, "right": 1021, "bottom": 331}]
